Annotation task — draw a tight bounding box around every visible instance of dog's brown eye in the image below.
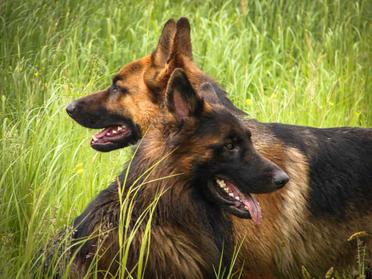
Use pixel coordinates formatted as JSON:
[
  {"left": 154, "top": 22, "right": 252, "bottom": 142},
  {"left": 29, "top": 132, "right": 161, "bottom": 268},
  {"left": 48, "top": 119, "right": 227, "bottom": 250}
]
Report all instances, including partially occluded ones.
[
  {"left": 224, "top": 142, "right": 235, "bottom": 150},
  {"left": 120, "top": 87, "right": 129, "bottom": 94},
  {"left": 111, "top": 84, "right": 128, "bottom": 95}
]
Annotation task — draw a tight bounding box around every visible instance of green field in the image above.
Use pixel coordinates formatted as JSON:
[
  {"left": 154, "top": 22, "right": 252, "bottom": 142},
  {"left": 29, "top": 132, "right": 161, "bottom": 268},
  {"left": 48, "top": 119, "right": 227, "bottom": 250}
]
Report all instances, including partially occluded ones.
[{"left": 0, "top": 0, "right": 371, "bottom": 278}]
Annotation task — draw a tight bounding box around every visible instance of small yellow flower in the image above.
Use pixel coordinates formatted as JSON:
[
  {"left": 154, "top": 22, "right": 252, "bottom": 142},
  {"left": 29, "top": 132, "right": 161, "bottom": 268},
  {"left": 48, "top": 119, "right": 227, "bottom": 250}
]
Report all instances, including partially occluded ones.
[
  {"left": 34, "top": 72, "right": 40, "bottom": 77},
  {"left": 76, "top": 168, "right": 84, "bottom": 175},
  {"left": 74, "top": 163, "right": 84, "bottom": 175},
  {"left": 245, "top": 98, "right": 252, "bottom": 106}
]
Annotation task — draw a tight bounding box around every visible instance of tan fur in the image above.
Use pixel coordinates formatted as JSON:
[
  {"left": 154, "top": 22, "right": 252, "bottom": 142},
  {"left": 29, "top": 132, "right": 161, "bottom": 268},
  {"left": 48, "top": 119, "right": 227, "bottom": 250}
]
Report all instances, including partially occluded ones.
[
  {"left": 70, "top": 223, "right": 213, "bottom": 279},
  {"left": 147, "top": 226, "right": 215, "bottom": 279},
  {"left": 105, "top": 57, "right": 161, "bottom": 130},
  {"left": 229, "top": 145, "right": 309, "bottom": 278}
]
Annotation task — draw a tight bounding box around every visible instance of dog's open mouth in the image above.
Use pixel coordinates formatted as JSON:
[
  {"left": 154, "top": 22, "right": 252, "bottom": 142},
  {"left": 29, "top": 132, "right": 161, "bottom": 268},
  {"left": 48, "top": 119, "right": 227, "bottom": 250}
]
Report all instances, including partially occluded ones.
[
  {"left": 90, "top": 124, "right": 138, "bottom": 152},
  {"left": 209, "top": 177, "right": 262, "bottom": 224}
]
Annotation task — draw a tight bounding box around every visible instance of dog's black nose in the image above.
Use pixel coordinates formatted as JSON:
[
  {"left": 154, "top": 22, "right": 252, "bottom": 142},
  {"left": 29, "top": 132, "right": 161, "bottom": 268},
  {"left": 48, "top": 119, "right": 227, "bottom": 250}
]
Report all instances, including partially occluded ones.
[
  {"left": 66, "top": 101, "right": 77, "bottom": 116},
  {"left": 272, "top": 171, "right": 289, "bottom": 188}
]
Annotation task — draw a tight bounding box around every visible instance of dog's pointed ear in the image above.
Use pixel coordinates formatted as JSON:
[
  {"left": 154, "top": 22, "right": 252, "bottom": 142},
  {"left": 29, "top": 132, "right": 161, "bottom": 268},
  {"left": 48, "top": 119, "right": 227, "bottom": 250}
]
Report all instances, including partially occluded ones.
[
  {"left": 152, "top": 19, "right": 177, "bottom": 66},
  {"left": 175, "top": 17, "right": 192, "bottom": 60},
  {"left": 166, "top": 69, "right": 204, "bottom": 122}
]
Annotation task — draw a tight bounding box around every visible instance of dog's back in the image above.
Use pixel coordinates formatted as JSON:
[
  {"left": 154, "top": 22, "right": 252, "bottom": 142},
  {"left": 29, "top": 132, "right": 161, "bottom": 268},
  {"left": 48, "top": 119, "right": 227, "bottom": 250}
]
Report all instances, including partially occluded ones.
[{"left": 265, "top": 124, "right": 372, "bottom": 217}]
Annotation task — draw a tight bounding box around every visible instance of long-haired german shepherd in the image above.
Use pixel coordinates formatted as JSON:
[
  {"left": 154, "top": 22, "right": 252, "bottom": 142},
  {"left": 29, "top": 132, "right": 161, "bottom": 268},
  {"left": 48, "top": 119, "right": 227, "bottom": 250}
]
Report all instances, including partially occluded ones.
[
  {"left": 66, "top": 69, "right": 288, "bottom": 278},
  {"left": 66, "top": 18, "right": 372, "bottom": 278}
]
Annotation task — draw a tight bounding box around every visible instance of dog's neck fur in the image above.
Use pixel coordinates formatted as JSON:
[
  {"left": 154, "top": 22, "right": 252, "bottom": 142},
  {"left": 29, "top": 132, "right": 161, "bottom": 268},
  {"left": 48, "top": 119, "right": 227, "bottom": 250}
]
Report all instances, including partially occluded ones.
[{"left": 118, "top": 125, "right": 233, "bottom": 278}]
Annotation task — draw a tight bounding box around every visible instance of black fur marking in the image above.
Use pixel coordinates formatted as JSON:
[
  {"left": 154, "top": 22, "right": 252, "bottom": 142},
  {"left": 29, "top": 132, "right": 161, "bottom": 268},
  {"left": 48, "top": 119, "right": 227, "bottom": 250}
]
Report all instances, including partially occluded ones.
[{"left": 306, "top": 128, "right": 372, "bottom": 219}]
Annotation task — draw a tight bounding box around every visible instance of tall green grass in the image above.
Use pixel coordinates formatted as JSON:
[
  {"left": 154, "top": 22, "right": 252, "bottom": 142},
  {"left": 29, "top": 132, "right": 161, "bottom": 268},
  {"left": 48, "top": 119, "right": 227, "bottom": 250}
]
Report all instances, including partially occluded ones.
[{"left": 0, "top": 0, "right": 371, "bottom": 277}]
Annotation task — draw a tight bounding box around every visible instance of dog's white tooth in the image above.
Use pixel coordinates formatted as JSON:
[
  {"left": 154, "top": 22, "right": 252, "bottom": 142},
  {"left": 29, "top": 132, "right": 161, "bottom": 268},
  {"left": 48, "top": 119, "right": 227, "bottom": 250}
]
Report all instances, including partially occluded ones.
[
  {"left": 235, "top": 196, "right": 240, "bottom": 201},
  {"left": 217, "top": 179, "right": 225, "bottom": 188},
  {"left": 113, "top": 130, "right": 117, "bottom": 134},
  {"left": 118, "top": 127, "right": 123, "bottom": 131},
  {"left": 229, "top": 193, "right": 234, "bottom": 197},
  {"left": 92, "top": 136, "right": 98, "bottom": 141}
]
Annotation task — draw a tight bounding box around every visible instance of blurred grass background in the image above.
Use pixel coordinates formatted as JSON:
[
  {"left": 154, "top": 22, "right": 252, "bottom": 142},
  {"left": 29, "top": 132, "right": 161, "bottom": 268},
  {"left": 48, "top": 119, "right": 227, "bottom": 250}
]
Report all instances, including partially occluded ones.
[{"left": 0, "top": 0, "right": 371, "bottom": 277}]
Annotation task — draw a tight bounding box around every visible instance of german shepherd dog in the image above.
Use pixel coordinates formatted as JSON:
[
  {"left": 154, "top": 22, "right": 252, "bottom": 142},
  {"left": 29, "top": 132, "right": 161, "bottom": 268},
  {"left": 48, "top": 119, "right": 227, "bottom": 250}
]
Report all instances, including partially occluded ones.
[
  {"left": 66, "top": 18, "right": 372, "bottom": 278},
  {"left": 67, "top": 69, "right": 288, "bottom": 278}
]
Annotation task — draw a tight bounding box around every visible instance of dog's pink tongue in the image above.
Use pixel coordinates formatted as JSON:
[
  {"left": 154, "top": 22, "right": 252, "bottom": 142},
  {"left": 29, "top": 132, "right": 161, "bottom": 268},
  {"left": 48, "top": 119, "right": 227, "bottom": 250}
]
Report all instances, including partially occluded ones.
[
  {"left": 95, "top": 127, "right": 113, "bottom": 139},
  {"left": 242, "top": 195, "right": 262, "bottom": 225}
]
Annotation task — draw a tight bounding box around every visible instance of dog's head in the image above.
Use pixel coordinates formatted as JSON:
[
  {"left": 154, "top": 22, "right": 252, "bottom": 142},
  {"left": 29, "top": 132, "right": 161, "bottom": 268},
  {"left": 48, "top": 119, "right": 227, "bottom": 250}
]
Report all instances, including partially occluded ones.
[
  {"left": 66, "top": 19, "right": 186, "bottom": 151},
  {"left": 161, "top": 69, "right": 289, "bottom": 224}
]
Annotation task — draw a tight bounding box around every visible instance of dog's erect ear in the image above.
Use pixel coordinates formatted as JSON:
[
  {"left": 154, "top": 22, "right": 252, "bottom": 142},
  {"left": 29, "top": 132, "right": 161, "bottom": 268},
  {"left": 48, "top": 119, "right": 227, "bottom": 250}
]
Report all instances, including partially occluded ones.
[
  {"left": 175, "top": 17, "right": 192, "bottom": 60},
  {"left": 166, "top": 68, "right": 204, "bottom": 122},
  {"left": 152, "top": 19, "right": 177, "bottom": 66}
]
